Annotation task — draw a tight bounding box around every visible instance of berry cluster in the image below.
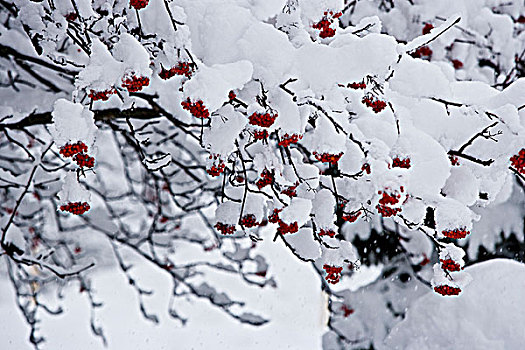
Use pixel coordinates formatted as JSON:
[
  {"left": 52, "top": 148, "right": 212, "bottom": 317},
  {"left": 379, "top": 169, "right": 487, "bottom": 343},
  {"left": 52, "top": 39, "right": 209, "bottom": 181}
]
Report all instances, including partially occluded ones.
[
  {"left": 277, "top": 220, "right": 299, "bottom": 235},
  {"left": 89, "top": 89, "right": 115, "bottom": 101},
  {"left": 60, "top": 141, "right": 88, "bottom": 158},
  {"left": 228, "top": 91, "right": 237, "bottom": 101},
  {"left": 510, "top": 148, "right": 525, "bottom": 174},
  {"left": 159, "top": 62, "right": 194, "bottom": 80},
  {"left": 312, "top": 11, "right": 342, "bottom": 39},
  {"left": 392, "top": 157, "right": 411, "bottom": 169},
  {"left": 215, "top": 222, "right": 236, "bottom": 235},
  {"left": 268, "top": 208, "right": 282, "bottom": 223},
  {"left": 319, "top": 229, "right": 336, "bottom": 238},
  {"left": 74, "top": 153, "right": 95, "bottom": 168},
  {"left": 130, "top": 0, "right": 149, "bottom": 10},
  {"left": 181, "top": 98, "right": 210, "bottom": 119},
  {"left": 440, "top": 258, "right": 462, "bottom": 272},
  {"left": 314, "top": 152, "right": 343, "bottom": 165},
  {"left": 361, "top": 163, "right": 371, "bottom": 174},
  {"left": 323, "top": 264, "right": 343, "bottom": 284},
  {"left": 342, "top": 211, "right": 361, "bottom": 223},
  {"left": 411, "top": 46, "right": 433, "bottom": 59},
  {"left": 434, "top": 285, "right": 461, "bottom": 296},
  {"left": 278, "top": 133, "right": 303, "bottom": 147},
  {"left": 256, "top": 169, "right": 274, "bottom": 189},
  {"left": 240, "top": 214, "right": 259, "bottom": 228},
  {"left": 206, "top": 162, "right": 225, "bottom": 177},
  {"left": 449, "top": 155, "right": 460, "bottom": 166},
  {"left": 65, "top": 12, "right": 78, "bottom": 22},
  {"left": 442, "top": 228, "right": 470, "bottom": 239},
  {"left": 253, "top": 130, "right": 269, "bottom": 140},
  {"left": 451, "top": 59, "right": 463, "bottom": 69},
  {"left": 376, "top": 190, "right": 402, "bottom": 217},
  {"left": 422, "top": 23, "right": 434, "bottom": 34},
  {"left": 362, "top": 96, "right": 387, "bottom": 113},
  {"left": 249, "top": 112, "right": 278, "bottom": 128},
  {"left": 122, "top": 75, "right": 150, "bottom": 92},
  {"left": 348, "top": 81, "right": 366, "bottom": 89},
  {"left": 281, "top": 183, "right": 298, "bottom": 198},
  {"left": 60, "top": 202, "right": 90, "bottom": 215}
]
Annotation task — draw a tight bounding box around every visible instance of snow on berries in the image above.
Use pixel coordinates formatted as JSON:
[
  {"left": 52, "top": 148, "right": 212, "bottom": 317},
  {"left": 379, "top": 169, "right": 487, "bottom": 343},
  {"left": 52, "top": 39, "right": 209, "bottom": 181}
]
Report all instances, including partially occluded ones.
[
  {"left": 278, "top": 133, "right": 302, "bottom": 147},
  {"left": 159, "top": 62, "right": 194, "bottom": 80},
  {"left": 312, "top": 11, "right": 342, "bottom": 39},
  {"left": 451, "top": 59, "right": 463, "bottom": 69},
  {"left": 422, "top": 23, "right": 434, "bottom": 34},
  {"left": 130, "top": 0, "right": 149, "bottom": 10},
  {"left": 442, "top": 228, "right": 470, "bottom": 239},
  {"left": 88, "top": 88, "right": 115, "bottom": 101},
  {"left": 314, "top": 152, "right": 343, "bottom": 165},
  {"left": 510, "top": 148, "right": 525, "bottom": 174},
  {"left": 122, "top": 74, "right": 150, "bottom": 92},
  {"left": 206, "top": 155, "right": 225, "bottom": 177},
  {"left": 215, "top": 222, "right": 236, "bottom": 235},
  {"left": 362, "top": 96, "right": 387, "bottom": 113},
  {"left": 323, "top": 264, "right": 343, "bottom": 284},
  {"left": 256, "top": 169, "right": 274, "bottom": 189},
  {"left": 60, "top": 202, "right": 90, "bottom": 215},
  {"left": 281, "top": 183, "right": 298, "bottom": 198},
  {"left": 410, "top": 46, "right": 433, "bottom": 59},
  {"left": 433, "top": 285, "right": 462, "bottom": 296},
  {"left": 248, "top": 112, "right": 278, "bottom": 128},
  {"left": 181, "top": 98, "right": 210, "bottom": 119},
  {"left": 392, "top": 157, "right": 411, "bottom": 169}
]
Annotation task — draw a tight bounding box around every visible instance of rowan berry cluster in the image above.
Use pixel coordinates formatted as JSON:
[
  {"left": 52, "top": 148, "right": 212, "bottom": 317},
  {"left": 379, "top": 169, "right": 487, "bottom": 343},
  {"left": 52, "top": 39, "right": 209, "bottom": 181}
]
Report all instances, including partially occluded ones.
[
  {"left": 440, "top": 258, "right": 462, "bottom": 272},
  {"left": 451, "top": 59, "right": 463, "bottom": 69},
  {"left": 278, "top": 133, "right": 302, "bottom": 147},
  {"left": 122, "top": 75, "right": 150, "bottom": 92},
  {"left": 248, "top": 112, "right": 278, "bottom": 128},
  {"left": 277, "top": 220, "right": 298, "bottom": 235},
  {"left": 206, "top": 162, "right": 225, "bottom": 177},
  {"left": 376, "top": 190, "right": 402, "bottom": 217},
  {"left": 130, "top": 0, "right": 149, "bottom": 10},
  {"left": 60, "top": 202, "right": 90, "bottom": 215},
  {"left": 65, "top": 12, "right": 78, "bottom": 22},
  {"left": 253, "top": 130, "right": 269, "bottom": 140},
  {"left": 323, "top": 264, "right": 343, "bottom": 284},
  {"left": 361, "top": 163, "right": 371, "bottom": 174},
  {"left": 268, "top": 208, "right": 282, "bottom": 223},
  {"left": 510, "top": 148, "right": 525, "bottom": 174},
  {"left": 392, "top": 157, "right": 411, "bottom": 169},
  {"left": 228, "top": 91, "right": 236, "bottom": 101},
  {"left": 362, "top": 96, "right": 387, "bottom": 113},
  {"left": 319, "top": 229, "right": 336, "bottom": 238},
  {"left": 312, "top": 11, "right": 342, "bottom": 39},
  {"left": 256, "top": 169, "right": 274, "bottom": 189},
  {"left": 411, "top": 46, "right": 433, "bottom": 59},
  {"left": 89, "top": 89, "right": 115, "bottom": 101},
  {"left": 442, "top": 228, "right": 470, "bottom": 239},
  {"left": 215, "top": 222, "right": 236, "bottom": 235},
  {"left": 349, "top": 81, "right": 366, "bottom": 89},
  {"left": 240, "top": 214, "right": 259, "bottom": 228},
  {"left": 59, "top": 141, "right": 88, "bottom": 158},
  {"left": 342, "top": 211, "right": 361, "bottom": 223},
  {"left": 449, "top": 155, "right": 460, "bottom": 166},
  {"left": 281, "top": 183, "right": 298, "bottom": 198},
  {"left": 74, "top": 153, "right": 95, "bottom": 168},
  {"left": 422, "top": 23, "right": 434, "bottom": 34},
  {"left": 159, "top": 62, "right": 194, "bottom": 80},
  {"left": 314, "top": 152, "right": 343, "bottom": 165},
  {"left": 181, "top": 98, "right": 210, "bottom": 119},
  {"left": 433, "top": 285, "right": 461, "bottom": 296}
]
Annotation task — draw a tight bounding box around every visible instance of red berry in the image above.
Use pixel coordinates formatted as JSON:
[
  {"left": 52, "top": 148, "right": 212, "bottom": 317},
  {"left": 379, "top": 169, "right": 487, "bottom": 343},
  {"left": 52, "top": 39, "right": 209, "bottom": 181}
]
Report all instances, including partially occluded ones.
[
  {"left": 434, "top": 285, "right": 461, "bottom": 296},
  {"left": 256, "top": 169, "right": 274, "bottom": 189},
  {"left": 60, "top": 202, "right": 90, "bottom": 215},
  {"left": 314, "top": 152, "right": 343, "bottom": 165},
  {"left": 249, "top": 112, "right": 278, "bottom": 128},
  {"left": 510, "top": 148, "right": 525, "bottom": 174},
  {"left": 442, "top": 228, "right": 470, "bottom": 239},
  {"left": 392, "top": 157, "right": 411, "bottom": 169},
  {"left": 181, "top": 98, "right": 210, "bottom": 119},
  {"left": 130, "top": 0, "right": 149, "bottom": 10},
  {"left": 323, "top": 264, "right": 343, "bottom": 284},
  {"left": 159, "top": 62, "right": 194, "bottom": 80},
  {"left": 88, "top": 88, "right": 115, "bottom": 101},
  {"left": 319, "top": 229, "right": 336, "bottom": 238},
  {"left": 215, "top": 222, "right": 236, "bottom": 235},
  {"left": 440, "top": 258, "right": 462, "bottom": 272},
  {"left": 122, "top": 75, "right": 150, "bottom": 92},
  {"left": 422, "top": 23, "right": 434, "bottom": 35},
  {"left": 451, "top": 59, "right": 463, "bottom": 69}
]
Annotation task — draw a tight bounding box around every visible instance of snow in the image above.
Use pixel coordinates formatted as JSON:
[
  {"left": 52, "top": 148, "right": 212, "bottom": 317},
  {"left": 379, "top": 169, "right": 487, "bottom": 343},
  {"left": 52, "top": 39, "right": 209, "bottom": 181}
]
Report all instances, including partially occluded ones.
[
  {"left": 384, "top": 259, "right": 525, "bottom": 350},
  {"left": 50, "top": 99, "right": 97, "bottom": 147}
]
